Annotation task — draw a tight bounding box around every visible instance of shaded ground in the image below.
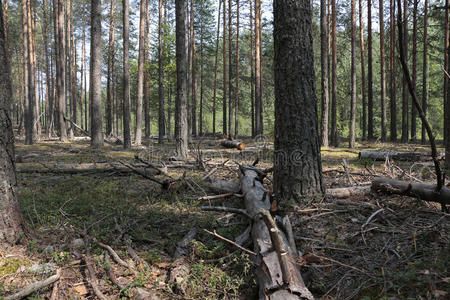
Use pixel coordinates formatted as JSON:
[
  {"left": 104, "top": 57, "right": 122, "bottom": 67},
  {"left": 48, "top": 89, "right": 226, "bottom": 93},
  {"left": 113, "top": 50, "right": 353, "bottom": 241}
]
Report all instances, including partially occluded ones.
[{"left": 1, "top": 136, "right": 449, "bottom": 299}]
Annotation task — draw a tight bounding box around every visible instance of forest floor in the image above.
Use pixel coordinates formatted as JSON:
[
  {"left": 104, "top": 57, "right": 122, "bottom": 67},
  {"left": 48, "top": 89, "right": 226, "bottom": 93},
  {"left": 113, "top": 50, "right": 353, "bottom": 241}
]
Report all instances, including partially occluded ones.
[{"left": 1, "top": 135, "right": 449, "bottom": 299}]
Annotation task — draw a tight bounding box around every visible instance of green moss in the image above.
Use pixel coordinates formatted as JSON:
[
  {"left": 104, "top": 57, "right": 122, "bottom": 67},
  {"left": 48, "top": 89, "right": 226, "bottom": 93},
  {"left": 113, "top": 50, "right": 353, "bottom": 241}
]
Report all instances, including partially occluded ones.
[{"left": 0, "top": 257, "right": 29, "bottom": 276}]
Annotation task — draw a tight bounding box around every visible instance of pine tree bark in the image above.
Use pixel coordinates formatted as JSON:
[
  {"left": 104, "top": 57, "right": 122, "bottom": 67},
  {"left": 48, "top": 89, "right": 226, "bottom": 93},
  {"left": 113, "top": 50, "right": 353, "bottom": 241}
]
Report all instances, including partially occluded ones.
[
  {"left": 446, "top": 0, "right": 450, "bottom": 170},
  {"left": 222, "top": 0, "right": 227, "bottom": 134},
  {"left": 254, "top": 0, "right": 262, "bottom": 136},
  {"left": 401, "top": 0, "right": 408, "bottom": 142},
  {"left": 175, "top": 0, "right": 188, "bottom": 158},
  {"left": 330, "top": 0, "right": 338, "bottom": 146},
  {"left": 273, "top": 0, "right": 325, "bottom": 203},
  {"left": 389, "top": 0, "right": 397, "bottom": 141},
  {"left": 228, "top": 0, "right": 233, "bottom": 136},
  {"left": 144, "top": 0, "right": 150, "bottom": 138},
  {"left": 106, "top": 0, "right": 115, "bottom": 136},
  {"left": 421, "top": 0, "right": 428, "bottom": 144},
  {"left": 22, "top": 0, "right": 30, "bottom": 143},
  {"left": 55, "top": 0, "right": 67, "bottom": 142},
  {"left": 29, "top": 0, "right": 39, "bottom": 140},
  {"left": 199, "top": 10, "right": 204, "bottom": 136},
  {"left": 70, "top": 0, "right": 77, "bottom": 132},
  {"left": 43, "top": 0, "right": 52, "bottom": 137},
  {"left": 90, "top": 0, "right": 103, "bottom": 148},
  {"left": 234, "top": 0, "right": 239, "bottom": 137},
  {"left": 320, "top": 0, "right": 329, "bottom": 147},
  {"left": 349, "top": 0, "right": 356, "bottom": 148},
  {"left": 135, "top": 0, "right": 146, "bottom": 146},
  {"left": 359, "top": 0, "right": 367, "bottom": 141},
  {"left": 67, "top": 0, "right": 74, "bottom": 139},
  {"left": 379, "top": 0, "right": 387, "bottom": 142},
  {"left": 212, "top": 0, "right": 221, "bottom": 136},
  {"left": 250, "top": 0, "right": 254, "bottom": 137},
  {"left": 82, "top": 21, "right": 87, "bottom": 132},
  {"left": 367, "top": 0, "right": 374, "bottom": 140},
  {"left": 0, "top": 1, "right": 23, "bottom": 244},
  {"left": 158, "top": 0, "right": 165, "bottom": 143},
  {"left": 411, "top": 0, "right": 417, "bottom": 141},
  {"left": 122, "top": 0, "right": 131, "bottom": 149}
]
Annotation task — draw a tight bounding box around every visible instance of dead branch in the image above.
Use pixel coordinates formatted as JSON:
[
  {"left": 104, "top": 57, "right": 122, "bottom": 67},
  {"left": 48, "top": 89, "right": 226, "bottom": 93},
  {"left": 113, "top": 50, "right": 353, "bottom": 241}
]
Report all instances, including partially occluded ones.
[
  {"left": 119, "top": 161, "right": 172, "bottom": 189},
  {"left": 220, "top": 140, "right": 245, "bottom": 150},
  {"left": 327, "top": 186, "right": 371, "bottom": 199},
  {"left": 96, "top": 241, "right": 130, "bottom": 269},
  {"left": 4, "top": 273, "right": 61, "bottom": 300},
  {"left": 201, "top": 206, "right": 252, "bottom": 219},
  {"left": 204, "top": 229, "right": 257, "bottom": 256}
]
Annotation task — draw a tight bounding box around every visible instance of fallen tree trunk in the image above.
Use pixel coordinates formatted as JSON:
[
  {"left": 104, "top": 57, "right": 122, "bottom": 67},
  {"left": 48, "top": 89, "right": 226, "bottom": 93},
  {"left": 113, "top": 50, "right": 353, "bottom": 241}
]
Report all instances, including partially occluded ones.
[
  {"left": 220, "top": 140, "right": 245, "bottom": 150},
  {"left": 17, "top": 165, "right": 160, "bottom": 176},
  {"left": 238, "top": 165, "right": 313, "bottom": 300},
  {"left": 327, "top": 185, "right": 371, "bottom": 199},
  {"left": 358, "top": 151, "right": 444, "bottom": 161},
  {"left": 371, "top": 177, "right": 450, "bottom": 205}
]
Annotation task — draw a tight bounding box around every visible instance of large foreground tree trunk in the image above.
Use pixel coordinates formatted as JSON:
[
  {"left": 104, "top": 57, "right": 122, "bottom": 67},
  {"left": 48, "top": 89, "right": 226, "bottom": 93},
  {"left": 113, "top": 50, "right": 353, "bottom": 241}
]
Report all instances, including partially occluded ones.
[
  {"left": 273, "top": 0, "right": 325, "bottom": 204},
  {"left": 55, "top": 0, "right": 67, "bottom": 142},
  {"left": 135, "top": 0, "right": 146, "bottom": 146},
  {"left": 175, "top": 0, "right": 188, "bottom": 158},
  {"left": 0, "top": 3, "right": 23, "bottom": 244}
]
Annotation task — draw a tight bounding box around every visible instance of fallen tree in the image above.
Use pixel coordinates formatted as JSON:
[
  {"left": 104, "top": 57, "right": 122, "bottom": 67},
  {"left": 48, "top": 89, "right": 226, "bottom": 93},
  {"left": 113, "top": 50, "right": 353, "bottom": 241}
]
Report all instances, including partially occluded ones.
[
  {"left": 358, "top": 151, "right": 444, "bottom": 161},
  {"left": 220, "top": 140, "right": 245, "bottom": 150},
  {"left": 327, "top": 185, "right": 371, "bottom": 199},
  {"left": 371, "top": 177, "right": 450, "bottom": 206}
]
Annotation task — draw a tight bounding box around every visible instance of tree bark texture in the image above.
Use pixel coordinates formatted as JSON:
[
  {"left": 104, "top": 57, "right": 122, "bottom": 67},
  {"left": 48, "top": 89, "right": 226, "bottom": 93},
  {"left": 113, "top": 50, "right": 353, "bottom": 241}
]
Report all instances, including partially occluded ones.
[
  {"left": 135, "top": 0, "right": 147, "bottom": 146},
  {"left": 158, "top": 0, "right": 165, "bottom": 143},
  {"left": 320, "top": 0, "right": 329, "bottom": 147},
  {"left": 122, "top": 0, "right": 131, "bottom": 149},
  {"left": 389, "top": 0, "right": 397, "bottom": 141},
  {"left": 367, "top": 0, "right": 374, "bottom": 140},
  {"left": 254, "top": 0, "right": 262, "bottom": 136},
  {"left": 106, "top": 0, "right": 115, "bottom": 136},
  {"left": 55, "top": 0, "right": 67, "bottom": 142},
  {"left": 379, "top": 0, "right": 387, "bottom": 142},
  {"left": 359, "top": 0, "right": 367, "bottom": 140},
  {"left": 421, "top": 0, "right": 428, "bottom": 144},
  {"left": 349, "top": 0, "right": 356, "bottom": 148}
]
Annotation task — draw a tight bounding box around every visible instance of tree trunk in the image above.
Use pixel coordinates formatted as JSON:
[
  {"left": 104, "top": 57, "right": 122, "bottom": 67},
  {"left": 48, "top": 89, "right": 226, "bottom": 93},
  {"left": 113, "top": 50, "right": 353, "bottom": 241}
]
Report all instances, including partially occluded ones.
[
  {"left": 29, "top": 0, "right": 39, "bottom": 141},
  {"left": 228, "top": 0, "right": 233, "bottom": 137},
  {"left": 106, "top": 0, "right": 114, "bottom": 137},
  {"left": 55, "top": 0, "right": 67, "bottom": 142},
  {"left": 135, "top": 0, "right": 146, "bottom": 146},
  {"left": 446, "top": 0, "right": 450, "bottom": 170},
  {"left": 421, "top": 0, "right": 428, "bottom": 144},
  {"left": 0, "top": 3, "right": 23, "bottom": 244},
  {"left": 175, "top": 0, "right": 188, "bottom": 158},
  {"left": 43, "top": 0, "right": 52, "bottom": 137},
  {"left": 349, "top": 0, "right": 356, "bottom": 148},
  {"left": 158, "top": 0, "right": 165, "bottom": 143},
  {"left": 359, "top": 0, "right": 367, "bottom": 141},
  {"left": 122, "top": 0, "right": 131, "bottom": 149},
  {"left": 401, "top": 0, "right": 408, "bottom": 142},
  {"left": 190, "top": 0, "right": 198, "bottom": 137},
  {"left": 330, "top": 0, "right": 338, "bottom": 147},
  {"left": 23, "top": 0, "right": 32, "bottom": 144},
  {"left": 70, "top": 0, "right": 76, "bottom": 135},
  {"left": 212, "top": 0, "right": 221, "bottom": 136},
  {"left": 411, "top": 0, "right": 417, "bottom": 141},
  {"left": 367, "top": 0, "right": 374, "bottom": 140},
  {"left": 254, "top": 0, "right": 262, "bottom": 136},
  {"left": 222, "top": 0, "right": 227, "bottom": 134},
  {"left": 320, "top": 0, "right": 329, "bottom": 147},
  {"left": 379, "top": 0, "right": 387, "bottom": 142},
  {"left": 389, "top": 0, "right": 397, "bottom": 142},
  {"left": 234, "top": 0, "right": 240, "bottom": 137},
  {"left": 144, "top": 0, "right": 150, "bottom": 139},
  {"left": 90, "top": 0, "right": 103, "bottom": 148},
  {"left": 273, "top": 0, "right": 325, "bottom": 202},
  {"left": 67, "top": 0, "right": 74, "bottom": 139},
  {"left": 199, "top": 13, "right": 204, "bottom": 136}
]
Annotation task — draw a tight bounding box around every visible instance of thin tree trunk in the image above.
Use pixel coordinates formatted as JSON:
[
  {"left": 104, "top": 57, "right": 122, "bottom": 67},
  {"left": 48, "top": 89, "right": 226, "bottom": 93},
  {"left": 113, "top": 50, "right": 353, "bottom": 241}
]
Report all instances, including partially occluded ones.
[
  {"left": 190, "top": 0, "right": 197, "bottom": 136},
  {"left": 158, "top": 0, "right": 165, "bottom": 143},
  {"left": 30, "top": 0, "right": 39, "bottom": 140},
  {"left": 222, "top": 0, "right": 227, "bottom": 134},
  {"left": 175, "top": 0, "right": 188, "bottom": 158},
  {"left": 199, "top": 1, "right": 204, "bottom": 136},
  {"left": 122, "top": 0, "right": 131, "bottom": 149},
  {"left": 349, "top": 0, "right": 356, "bottom": 148},
  {"left": 90, "top": 0, "right": 103, "bottom": 148},
  {"left": 67, "top": 0, "right": 74, "bottom": 139},
  {"left": 144, "top": 0, "right": 150, "bottom": 138},
  {"left": 330, "top": 0, "right": 337, "bottom": 146},
  {"left": 359, "top": 0, "right": 367, "bottom": 141},
  {"left": 43, "top": 0, "right": 51, "bottom": 137},
  {"left": 254, "top": 0, "right": 262, "bottom": 136},
  {"left": 389, "top": 0, "right": 397, "bottom": 141},
  {"left": 0, "top": 1, "right": 23, "bottom": 243},
  {"left": 421, "top": 0, "right": 428, "bottom": 144},
  {"left": 379, "top": 0, "right": 387, "bottom": 142},
  {"left": 55, "top": 0, "right": 67, "bottom": 141},
  {"left": 446, "top": 0, "right": 450, "bottom": 170},
  {"left": 212, "top": 0, "right": 221, "bottom": 136},
  {"left": 228, "top": 0, "right": 233, "bottom": 136},
  {"left": 401, "top": 0, "right": 408, "bottom": 142},
  {"left": 2, "top": 0, "right": 7, "bottom": 62},
  {"left": 106, "top": 0, "right": 114, "bottom": 136},
  {"left": 320, "top": 0, "right": 329, "bottom": 147},
  {"left": 234, "top": 0, "right": 239, "bottom": 137},
  {"left": 83, "top": 21, "right": 87, "bottom": 132},
  {"left": 23, "top": 0, "right": 33, "bottom": 144},
  {"left": 135, "top": 0, "right": 146, "bottom": 146},
  {"left": 70, "top": 1, "right": 76, "bottom": 133},
  {"left": 367, "top": 0, "right": 374, "bottom": 140},
  {"left": 411, "top": 0, "right": 417, "bottom": 141},
  {"left": 250, "top": 0, "right": 254, "bottom": 137}
]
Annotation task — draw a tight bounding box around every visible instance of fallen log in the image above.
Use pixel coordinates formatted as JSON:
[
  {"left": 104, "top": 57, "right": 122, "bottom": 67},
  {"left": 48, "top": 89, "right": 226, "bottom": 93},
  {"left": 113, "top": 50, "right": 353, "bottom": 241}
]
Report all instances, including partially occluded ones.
[
  {"left": 371, "top": 177, "right": 450, "bottom": 205},
  {"left": 220, "top": 140, "right": 245, "bottom": 150},
  {"left": 327, "top": 186, "right": 371, "bottom": 199},
  {"left": 358, "top": 151, "right": 444, "bottom": 161},
  {"left": 4, "top": 273, "right": 61, "bottom": 300},
  {"left": 170, "top": 229, "right": 197, "bottom": 295},
  {"left": 238, "top": 165, "right": 313, "bottom": 300},
  {"left": 17, "top": 165, "right": 160, "bottom": 176}
]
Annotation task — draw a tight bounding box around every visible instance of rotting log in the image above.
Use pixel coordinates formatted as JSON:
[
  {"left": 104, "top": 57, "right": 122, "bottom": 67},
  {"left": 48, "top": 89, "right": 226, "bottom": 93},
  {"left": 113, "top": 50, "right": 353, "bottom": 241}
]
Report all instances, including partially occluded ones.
[
  {"left": 238, "top": 165, "right": 314, "bottom": 300},
  {"left": 358, "top": 151, "right": 444, "bottom": 161},
  {"left": 170, "top": 228, "right": 197, "bottom": 295},
  {"left": 371, "top": 177, "right": 450, "bottom": 205},
  {"left": 220, "top": 140, "right": 245, "bottom": 150},
  {"left": 209, "top": 179, "right": 240, "bottom": 194}
]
